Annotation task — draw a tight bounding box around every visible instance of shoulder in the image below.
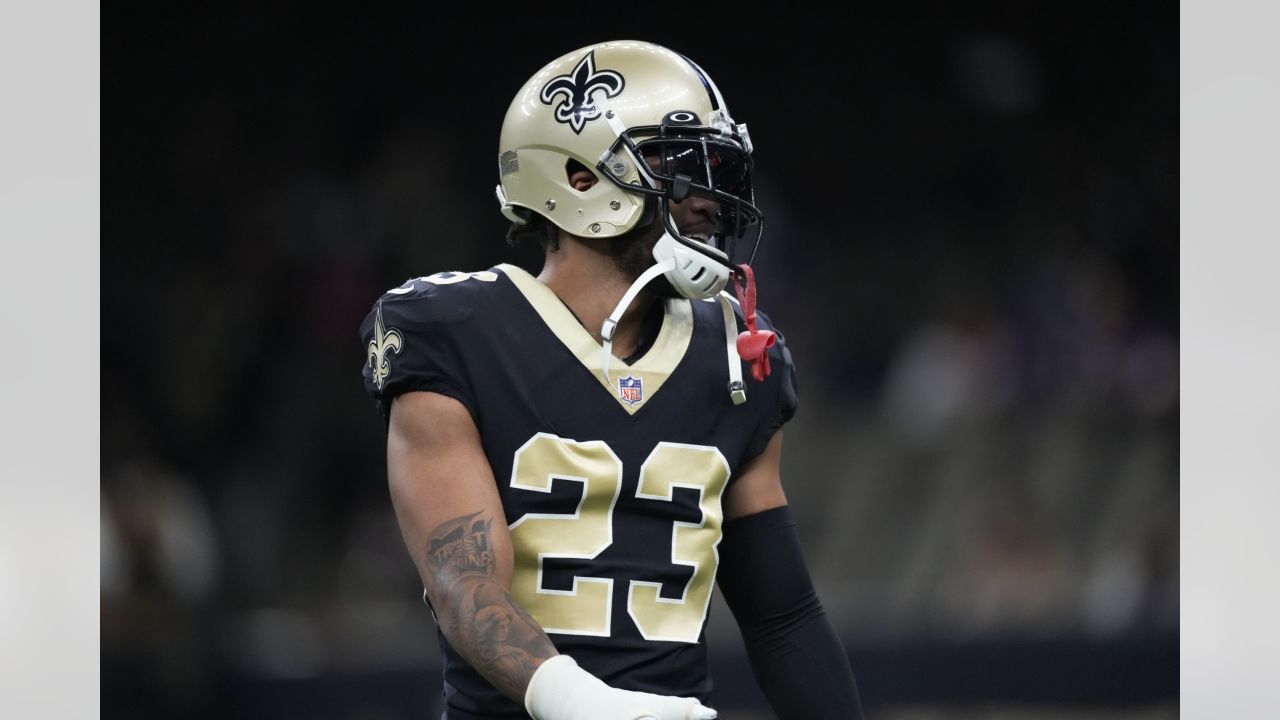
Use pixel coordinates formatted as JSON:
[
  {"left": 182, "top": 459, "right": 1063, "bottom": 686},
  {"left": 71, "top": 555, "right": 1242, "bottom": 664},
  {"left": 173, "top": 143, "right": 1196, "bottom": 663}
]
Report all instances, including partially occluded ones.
[
  {"left": 750, "top": 304, "right": 787, "bottom": 341},
  {"left": 361, "top": 268, "right": 507, "bottom": 335},
  {"left": 749, "top": 304, "right": 798, "bottom": 392},
  {"left": 359, "top": 267, "right": 512, "bottom": 407},
  {"left": 731, "top": 298, "right": 799, "bottom": 412},
  {"left": 692, "top": 294, "right": 799, "bottom": 406},
  {"left": 699, "top": 295, "right": 795, "bottom": 359},
  {"left": 727, "top": 299, "right": 800, "bottom": 462}
]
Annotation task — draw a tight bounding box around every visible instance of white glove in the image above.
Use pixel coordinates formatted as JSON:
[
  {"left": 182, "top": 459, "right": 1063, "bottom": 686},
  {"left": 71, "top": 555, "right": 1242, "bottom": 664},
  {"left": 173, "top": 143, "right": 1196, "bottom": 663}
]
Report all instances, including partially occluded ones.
[{"left": 524, "top": 654, "right": 717, "bottom": 720}]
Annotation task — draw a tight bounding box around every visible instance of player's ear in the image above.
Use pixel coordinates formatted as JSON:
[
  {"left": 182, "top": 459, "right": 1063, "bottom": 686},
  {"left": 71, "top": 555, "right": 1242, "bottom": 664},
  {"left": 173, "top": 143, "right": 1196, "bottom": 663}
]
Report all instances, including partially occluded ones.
[{"left": 566, "top": 159, "right": 598, "bottom": 192}]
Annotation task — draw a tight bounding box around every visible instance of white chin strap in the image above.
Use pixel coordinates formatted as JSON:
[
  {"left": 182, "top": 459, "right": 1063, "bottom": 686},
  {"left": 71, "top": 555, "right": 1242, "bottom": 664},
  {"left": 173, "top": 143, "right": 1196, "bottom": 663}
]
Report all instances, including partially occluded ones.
[
  {"left": 717, "top": 291, "right": 747, "bottom": 405},
  {"left": 599, "top": 232, "right": 747, "bottom": 406},
  {"left": 600, "top": 258, "right": 675, "bottom": 383}
]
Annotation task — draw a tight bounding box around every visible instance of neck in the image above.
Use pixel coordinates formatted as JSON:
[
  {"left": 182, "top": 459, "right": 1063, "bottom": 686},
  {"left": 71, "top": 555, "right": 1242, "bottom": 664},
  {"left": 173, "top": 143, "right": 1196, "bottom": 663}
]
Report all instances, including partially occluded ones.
[{"left": 537, "top": 236, "right": 659, "bottom": 359}]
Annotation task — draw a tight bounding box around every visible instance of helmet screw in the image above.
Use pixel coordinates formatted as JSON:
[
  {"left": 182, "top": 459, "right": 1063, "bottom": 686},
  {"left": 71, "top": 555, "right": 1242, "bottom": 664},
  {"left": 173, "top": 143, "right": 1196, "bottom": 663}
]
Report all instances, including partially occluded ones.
[
  {"left": 590, "top": 223, "right": 602, "bottom": 233},
  {"left": 609, "top": 200, "right": 621, "bottom": 210},
  {"left": 605, "top": 110, "right": 615, "bottom": 119},
  {"left": 610, "top": 161, "right": 627, "bottom": 176},
  {"left": 545, "top": 199, "right": 556, "bottom": 210}
]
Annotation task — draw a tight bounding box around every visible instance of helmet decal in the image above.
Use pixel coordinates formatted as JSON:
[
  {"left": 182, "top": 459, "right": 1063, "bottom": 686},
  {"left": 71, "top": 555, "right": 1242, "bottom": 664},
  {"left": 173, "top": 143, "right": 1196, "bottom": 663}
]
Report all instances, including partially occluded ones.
[
  {"left": 662, "top": 111, "right": 701, "bottom": 126},
  {"left": 539, "top": 50, "right": 625, "bottom": 134}
]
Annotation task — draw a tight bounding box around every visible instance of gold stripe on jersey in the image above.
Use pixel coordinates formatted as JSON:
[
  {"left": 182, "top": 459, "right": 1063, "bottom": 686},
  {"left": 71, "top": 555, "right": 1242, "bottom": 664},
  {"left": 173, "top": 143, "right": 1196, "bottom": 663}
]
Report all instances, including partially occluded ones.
[{"left": 499, "top": 263, "right": 692, "bottom": 415}]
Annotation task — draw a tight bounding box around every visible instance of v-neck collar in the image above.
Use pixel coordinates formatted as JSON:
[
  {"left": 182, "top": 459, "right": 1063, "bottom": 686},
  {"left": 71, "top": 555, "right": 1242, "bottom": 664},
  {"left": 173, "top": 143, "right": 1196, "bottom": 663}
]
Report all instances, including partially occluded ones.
[{"left": 498, "top": 263, "right": 692, "bottom": 415}]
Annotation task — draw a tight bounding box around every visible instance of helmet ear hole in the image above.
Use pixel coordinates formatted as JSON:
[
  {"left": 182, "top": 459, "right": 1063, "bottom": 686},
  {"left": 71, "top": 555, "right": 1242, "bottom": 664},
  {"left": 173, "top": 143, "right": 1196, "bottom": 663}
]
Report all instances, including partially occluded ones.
[{"left": 565, "top": 158, "right": 599, "bottom": 192}]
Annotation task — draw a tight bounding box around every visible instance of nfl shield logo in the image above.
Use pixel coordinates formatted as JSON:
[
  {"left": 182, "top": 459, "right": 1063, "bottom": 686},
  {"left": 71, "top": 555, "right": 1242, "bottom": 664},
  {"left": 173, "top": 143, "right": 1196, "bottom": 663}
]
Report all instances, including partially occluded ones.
[{"left": 618, "top": 375, "right": 643, "bottom": 405}]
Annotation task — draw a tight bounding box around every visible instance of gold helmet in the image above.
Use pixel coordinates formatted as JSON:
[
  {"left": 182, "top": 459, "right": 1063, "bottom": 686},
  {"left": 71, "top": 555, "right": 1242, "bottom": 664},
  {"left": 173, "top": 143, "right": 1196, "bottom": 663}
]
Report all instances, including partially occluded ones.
[{"left": 495, "top": 40, "right": 763, "bottom": 297}]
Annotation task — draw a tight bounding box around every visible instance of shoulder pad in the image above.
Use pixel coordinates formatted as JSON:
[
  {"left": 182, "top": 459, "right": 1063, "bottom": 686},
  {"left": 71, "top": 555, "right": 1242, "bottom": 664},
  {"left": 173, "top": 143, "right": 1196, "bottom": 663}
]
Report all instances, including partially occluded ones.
[
  {"left": 372, "top": 269, "right": 504, "bottom": 324},
  {"left": 359, "top": 269, "right": 504, "bottom": 407}
]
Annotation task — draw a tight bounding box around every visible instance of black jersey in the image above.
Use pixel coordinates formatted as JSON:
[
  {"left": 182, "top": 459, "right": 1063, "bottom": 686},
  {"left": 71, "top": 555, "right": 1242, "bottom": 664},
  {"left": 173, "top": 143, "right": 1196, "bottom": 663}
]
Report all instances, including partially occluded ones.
[{"left": 360, "top": 264, "right": 798, "bottom": 719}]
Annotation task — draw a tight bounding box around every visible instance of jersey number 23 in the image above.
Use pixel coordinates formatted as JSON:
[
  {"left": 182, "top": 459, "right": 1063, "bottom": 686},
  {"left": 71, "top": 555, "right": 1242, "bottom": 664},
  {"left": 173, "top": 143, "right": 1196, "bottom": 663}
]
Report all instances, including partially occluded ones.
[{"left": 508, "top": 433, "right": 729, "bottom": 644}]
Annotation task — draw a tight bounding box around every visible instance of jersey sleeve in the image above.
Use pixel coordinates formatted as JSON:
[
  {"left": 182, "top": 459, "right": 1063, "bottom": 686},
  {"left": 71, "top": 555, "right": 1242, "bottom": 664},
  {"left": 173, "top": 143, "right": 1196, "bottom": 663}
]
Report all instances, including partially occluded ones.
[
  {"left": 740, "top": 308, "right": 800, "bottom": 464},
  {"left": 358, "top": 276, "right": 481, "bottom": 425}
]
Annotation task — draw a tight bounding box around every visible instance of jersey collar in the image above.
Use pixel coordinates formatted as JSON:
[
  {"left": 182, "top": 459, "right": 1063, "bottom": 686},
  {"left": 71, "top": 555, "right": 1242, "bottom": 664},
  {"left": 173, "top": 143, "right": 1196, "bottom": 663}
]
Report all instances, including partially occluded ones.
[{"left": 498, "top": 263, "right": 692, "bottom": 415}]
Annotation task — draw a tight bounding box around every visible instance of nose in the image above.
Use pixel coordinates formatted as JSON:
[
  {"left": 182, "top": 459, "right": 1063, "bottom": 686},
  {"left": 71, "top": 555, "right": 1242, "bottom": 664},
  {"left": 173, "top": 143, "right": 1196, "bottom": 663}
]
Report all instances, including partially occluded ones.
[
  {"left": 683, "top": 193, "right": 720, "bottom": 222},
  {"left": 671, "top": 193, "right": 721, "bottom": 241}
]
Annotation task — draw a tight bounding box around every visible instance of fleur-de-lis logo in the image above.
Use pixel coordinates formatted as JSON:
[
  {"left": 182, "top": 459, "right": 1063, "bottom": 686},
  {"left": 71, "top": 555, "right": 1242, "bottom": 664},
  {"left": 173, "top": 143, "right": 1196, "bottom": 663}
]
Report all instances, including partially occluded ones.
[
  {"left": 539, "top": 50, "right": 625, "bottom": 134},
  {"left": 367, "top": 303, "right": 403, "bottom": 391}
]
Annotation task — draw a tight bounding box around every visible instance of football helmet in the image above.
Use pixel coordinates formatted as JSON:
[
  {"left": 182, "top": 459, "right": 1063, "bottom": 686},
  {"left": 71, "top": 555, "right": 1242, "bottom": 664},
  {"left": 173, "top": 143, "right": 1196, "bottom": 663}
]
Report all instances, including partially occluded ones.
[{"left": 495, "top": 40, "right": 764, "bottom": 300}]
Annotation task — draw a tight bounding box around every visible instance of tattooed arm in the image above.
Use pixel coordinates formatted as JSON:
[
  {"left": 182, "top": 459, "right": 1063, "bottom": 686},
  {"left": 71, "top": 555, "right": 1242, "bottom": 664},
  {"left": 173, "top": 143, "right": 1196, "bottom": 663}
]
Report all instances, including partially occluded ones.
[{"left": 386, "top": 391, "right": 557, "bottom": 701}]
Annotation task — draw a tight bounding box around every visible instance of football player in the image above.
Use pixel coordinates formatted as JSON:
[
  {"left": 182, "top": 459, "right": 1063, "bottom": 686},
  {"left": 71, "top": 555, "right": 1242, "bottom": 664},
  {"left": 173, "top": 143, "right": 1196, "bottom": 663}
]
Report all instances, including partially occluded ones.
[{"left": 361, "top": 40, "right": 863, "bottom": 720}]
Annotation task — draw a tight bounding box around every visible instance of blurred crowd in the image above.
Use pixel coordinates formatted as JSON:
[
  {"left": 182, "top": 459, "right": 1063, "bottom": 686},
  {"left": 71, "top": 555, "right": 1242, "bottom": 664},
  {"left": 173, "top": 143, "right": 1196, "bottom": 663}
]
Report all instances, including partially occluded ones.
[{"left": 103, "top": 15, "right": 1176, "bottom": 718}]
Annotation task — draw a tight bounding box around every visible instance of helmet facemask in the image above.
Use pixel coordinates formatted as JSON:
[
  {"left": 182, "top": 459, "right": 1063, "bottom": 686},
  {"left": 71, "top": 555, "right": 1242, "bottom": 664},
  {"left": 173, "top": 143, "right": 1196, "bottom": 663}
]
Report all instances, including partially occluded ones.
[{"left": 596, "top": 114, "right": 765, "bottom": 298}]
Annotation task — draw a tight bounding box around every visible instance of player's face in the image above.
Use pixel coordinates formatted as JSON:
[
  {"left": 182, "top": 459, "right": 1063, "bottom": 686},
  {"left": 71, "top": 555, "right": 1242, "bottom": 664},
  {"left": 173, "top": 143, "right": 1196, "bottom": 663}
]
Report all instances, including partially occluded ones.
[
  {"left": 645, "top": 154, "right": 722, "bottom": 243},
  {"left": 584, "top": 154, "right": 726, "bottom": 295},
  {"left": 597, "top": 155, "right": 724, "bottom": 296},
  {"left": 668, "top": 194, "right": 721, "bottom": 242}
]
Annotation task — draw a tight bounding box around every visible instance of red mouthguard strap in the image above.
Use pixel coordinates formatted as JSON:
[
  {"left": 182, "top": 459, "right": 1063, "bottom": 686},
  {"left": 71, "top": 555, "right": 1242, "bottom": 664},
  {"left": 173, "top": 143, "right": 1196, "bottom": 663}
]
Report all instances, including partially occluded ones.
[{"left": 732, "top": 264, "right": 775, "bottom": 382}]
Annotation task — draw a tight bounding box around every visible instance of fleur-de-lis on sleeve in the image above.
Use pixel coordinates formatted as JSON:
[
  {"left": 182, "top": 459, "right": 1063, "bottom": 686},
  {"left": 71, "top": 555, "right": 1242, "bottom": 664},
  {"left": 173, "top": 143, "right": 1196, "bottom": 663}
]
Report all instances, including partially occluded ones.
[
  {"left": 367, "top": 303, "right": 403, "bottom": 391},
  {"left": 539, "top": 50, "right": 625, "bottom": 134}
]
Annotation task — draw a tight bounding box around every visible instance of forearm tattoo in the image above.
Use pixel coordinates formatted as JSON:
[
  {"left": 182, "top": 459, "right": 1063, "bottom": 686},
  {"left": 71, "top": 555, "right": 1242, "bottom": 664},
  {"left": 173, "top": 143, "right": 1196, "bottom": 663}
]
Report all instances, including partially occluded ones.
[{"left": 424, "top": 511, "right": 557, "bottom": 700}]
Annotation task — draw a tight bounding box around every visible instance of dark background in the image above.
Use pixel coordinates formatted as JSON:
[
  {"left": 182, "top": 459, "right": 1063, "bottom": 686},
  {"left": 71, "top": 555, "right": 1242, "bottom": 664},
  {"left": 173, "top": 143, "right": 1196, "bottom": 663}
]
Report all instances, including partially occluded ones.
[{"left": 103, "top": 10, "right": 1178, "bottom": 719}]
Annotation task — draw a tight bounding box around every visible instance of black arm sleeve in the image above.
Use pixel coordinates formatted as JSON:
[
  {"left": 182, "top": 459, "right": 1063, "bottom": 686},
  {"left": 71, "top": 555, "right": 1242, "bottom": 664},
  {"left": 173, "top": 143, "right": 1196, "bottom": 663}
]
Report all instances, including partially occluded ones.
[{"left": 717, "top": 505, "right": 864, "bottom": 720}]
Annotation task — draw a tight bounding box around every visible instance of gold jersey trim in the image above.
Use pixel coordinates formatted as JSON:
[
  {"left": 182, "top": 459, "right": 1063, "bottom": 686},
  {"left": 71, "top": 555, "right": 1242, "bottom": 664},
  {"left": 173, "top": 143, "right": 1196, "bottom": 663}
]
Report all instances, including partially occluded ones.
[{"left": 498, "top": 263, "right": 692, "bottom": 415}]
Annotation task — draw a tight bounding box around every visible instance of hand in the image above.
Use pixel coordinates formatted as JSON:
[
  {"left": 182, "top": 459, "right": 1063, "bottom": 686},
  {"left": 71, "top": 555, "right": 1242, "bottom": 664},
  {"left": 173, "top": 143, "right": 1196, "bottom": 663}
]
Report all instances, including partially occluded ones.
[{"left": 525, "top": 655, "right": 717, "bottom": 720}]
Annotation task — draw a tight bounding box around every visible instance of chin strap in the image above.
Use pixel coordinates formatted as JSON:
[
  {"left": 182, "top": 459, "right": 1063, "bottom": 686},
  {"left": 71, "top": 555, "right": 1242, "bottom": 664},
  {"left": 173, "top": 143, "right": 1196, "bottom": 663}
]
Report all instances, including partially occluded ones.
[
  {"left": 599, "top": 259, "right": 771, "bottom": 407},
  {"left": 718, "top": 293, "right": 747, "bottom": 405},
  {"left": 732, "top": 264, "right": 775, "bottom": 382},
  {"left": 600, "top": 258, "right": 676, "bottom": 382}
]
